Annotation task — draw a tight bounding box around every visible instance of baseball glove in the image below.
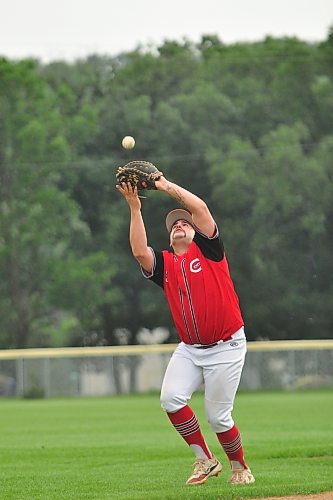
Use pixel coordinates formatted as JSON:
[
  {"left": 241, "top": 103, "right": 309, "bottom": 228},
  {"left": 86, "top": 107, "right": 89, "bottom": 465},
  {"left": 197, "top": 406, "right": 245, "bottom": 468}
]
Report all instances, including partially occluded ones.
[{"left": 116, "top": 160, "right": 163, "bottom": 190}]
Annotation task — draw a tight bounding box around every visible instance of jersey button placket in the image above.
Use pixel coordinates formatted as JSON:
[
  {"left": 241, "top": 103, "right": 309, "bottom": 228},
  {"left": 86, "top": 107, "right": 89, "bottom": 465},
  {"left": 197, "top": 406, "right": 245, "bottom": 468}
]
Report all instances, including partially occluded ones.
[{"left": 176, "top": 258, "right": 192, "bottom": 344}]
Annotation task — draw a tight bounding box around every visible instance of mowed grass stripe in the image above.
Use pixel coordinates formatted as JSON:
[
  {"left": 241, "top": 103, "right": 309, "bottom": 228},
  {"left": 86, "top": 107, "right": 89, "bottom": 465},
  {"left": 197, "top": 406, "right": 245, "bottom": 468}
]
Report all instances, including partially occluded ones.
[{"left": 0, "top": 391, "right": 332, "bottom": 499}]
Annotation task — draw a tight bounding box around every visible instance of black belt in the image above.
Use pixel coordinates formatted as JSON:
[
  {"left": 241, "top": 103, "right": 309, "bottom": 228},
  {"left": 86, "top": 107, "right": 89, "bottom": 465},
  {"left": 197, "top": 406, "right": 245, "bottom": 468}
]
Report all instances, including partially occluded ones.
[{"left": 194, "top": 342, "right": 218, "bottom": 349}]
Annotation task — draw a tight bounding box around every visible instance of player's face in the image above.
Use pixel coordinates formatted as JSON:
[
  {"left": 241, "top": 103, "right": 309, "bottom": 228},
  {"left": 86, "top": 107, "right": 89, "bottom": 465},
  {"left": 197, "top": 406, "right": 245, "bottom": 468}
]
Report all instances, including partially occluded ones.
[{"left": 170, "top": 219, "right": 195, "bottom": 246}]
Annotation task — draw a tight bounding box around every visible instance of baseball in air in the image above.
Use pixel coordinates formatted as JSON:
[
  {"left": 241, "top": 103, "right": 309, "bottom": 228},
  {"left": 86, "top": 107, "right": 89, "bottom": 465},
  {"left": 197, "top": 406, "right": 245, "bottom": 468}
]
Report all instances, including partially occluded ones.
[{"left": 122, "top": 136, "right": 135, "bottom": 150}]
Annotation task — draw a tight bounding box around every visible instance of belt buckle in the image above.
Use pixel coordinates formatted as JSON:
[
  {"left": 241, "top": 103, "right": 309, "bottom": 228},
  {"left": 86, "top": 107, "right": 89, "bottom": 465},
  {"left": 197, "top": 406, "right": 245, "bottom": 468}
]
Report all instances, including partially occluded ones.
[{"left": 196, "top": 342, "right": 218, "bottom": 349}]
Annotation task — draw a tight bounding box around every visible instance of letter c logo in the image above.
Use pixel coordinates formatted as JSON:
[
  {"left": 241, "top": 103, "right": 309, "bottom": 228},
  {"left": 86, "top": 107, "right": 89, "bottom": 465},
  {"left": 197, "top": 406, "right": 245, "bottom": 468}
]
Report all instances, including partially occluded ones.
[{"left": 190, "top": 258, "right": 202, "bottom": 273}]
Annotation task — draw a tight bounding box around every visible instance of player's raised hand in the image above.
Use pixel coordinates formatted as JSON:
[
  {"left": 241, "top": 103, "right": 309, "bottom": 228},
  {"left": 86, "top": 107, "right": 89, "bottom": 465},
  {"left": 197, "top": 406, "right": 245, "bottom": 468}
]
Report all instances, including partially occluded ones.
[{"left": 116, "top": 182, "right": 142, "bottom": 210}]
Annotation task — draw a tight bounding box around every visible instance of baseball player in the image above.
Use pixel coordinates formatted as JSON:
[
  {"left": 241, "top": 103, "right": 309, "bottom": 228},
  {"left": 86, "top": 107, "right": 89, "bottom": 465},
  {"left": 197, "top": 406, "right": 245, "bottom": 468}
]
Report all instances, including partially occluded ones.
[{"left": 116, "top": 174, "right": 255, "bottom": 486}]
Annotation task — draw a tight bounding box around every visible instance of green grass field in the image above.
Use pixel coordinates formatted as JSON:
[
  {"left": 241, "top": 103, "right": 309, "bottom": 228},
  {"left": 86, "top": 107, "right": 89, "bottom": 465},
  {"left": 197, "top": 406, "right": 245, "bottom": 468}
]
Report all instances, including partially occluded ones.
[{"left": 0, "top": 390, "right": 332, "bottom": 499}]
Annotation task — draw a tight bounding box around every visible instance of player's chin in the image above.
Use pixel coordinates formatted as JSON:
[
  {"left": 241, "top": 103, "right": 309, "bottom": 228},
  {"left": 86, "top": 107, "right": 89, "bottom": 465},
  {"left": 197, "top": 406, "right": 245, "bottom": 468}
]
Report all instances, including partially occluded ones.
[
  {"left": 174, "top": 230, "right": 186, "bottom": 237},
  {"left": 172, "top": 234, "right": 185, "bottom": 241}
]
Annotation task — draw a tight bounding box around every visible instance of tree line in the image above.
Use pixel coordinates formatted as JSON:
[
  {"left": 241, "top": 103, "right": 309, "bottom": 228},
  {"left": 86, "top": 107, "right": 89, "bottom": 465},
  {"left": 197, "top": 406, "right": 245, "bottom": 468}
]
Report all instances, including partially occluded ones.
[{"left": 0, "top": 31, "right": 332, "bottom": 348}]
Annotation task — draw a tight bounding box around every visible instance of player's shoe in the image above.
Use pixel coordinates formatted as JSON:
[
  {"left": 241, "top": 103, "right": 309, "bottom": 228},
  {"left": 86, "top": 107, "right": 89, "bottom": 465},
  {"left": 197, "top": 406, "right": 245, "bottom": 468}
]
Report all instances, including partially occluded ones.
[
  {"left": 229, "top": 467, "right": 255, "bottom": 485},
  {"left": 186, "top": 456, "right": 222, "bottom": 485}
]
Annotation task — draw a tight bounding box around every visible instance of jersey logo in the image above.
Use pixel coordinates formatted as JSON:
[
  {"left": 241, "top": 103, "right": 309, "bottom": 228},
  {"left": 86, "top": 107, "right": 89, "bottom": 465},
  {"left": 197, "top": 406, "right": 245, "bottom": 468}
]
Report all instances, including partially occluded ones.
[
  {"left": 190, "top": 258, "right": 202, "bottom": 273},
  {"left": 230, "top": 342, "right": 239, "bottom": 347}
]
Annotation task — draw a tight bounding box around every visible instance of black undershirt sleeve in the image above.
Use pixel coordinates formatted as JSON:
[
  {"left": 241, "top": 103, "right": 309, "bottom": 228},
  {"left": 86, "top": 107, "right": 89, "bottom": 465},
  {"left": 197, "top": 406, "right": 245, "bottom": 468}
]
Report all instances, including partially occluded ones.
[
  {"left": 193, "top": 229, "right": 225, "bottom": 262},
  {"left": 147, "top": 249, "right": 164, "bottom": 288}
]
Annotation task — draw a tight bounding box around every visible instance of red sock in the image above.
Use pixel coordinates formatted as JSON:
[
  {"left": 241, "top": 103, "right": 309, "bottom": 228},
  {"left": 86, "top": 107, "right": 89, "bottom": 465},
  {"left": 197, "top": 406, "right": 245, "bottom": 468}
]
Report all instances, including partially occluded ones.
[
  {"left": 216, "top": 424, "right": 247, "bottom": 468},
  {"left": 167, "top": 405, "right": 212, "bottom": 459}
]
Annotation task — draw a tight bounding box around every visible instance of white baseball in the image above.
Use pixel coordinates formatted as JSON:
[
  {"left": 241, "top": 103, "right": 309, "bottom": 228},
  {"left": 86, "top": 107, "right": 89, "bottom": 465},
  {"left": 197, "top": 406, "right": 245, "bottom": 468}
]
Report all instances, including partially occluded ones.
[{"left": 122, "top": 136, "right": 135, "bottom": 149}]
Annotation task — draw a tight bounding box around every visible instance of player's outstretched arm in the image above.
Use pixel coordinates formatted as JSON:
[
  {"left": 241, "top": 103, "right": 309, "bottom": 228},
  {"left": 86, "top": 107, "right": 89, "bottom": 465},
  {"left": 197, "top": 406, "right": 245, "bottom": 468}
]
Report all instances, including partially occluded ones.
[
  {"left": 155, "top": 176, "right": 215, "bottom": 237},
  {"left": 116, "top": 182, "right": 154, "bottom": 273}
]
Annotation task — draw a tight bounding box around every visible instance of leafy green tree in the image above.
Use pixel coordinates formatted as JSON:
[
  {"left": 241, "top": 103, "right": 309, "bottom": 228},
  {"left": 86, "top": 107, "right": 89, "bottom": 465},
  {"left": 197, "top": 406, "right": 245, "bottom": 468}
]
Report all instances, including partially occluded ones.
[{"left": 247, "top": 123, "right": 332, "bottom": 338}]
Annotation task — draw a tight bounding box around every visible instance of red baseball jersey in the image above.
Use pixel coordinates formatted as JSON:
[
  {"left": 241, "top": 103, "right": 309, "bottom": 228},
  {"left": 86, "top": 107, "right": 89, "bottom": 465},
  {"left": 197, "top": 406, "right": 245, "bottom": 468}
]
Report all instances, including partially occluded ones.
[{"left": 144, "top": 227, "right": 244, "bottom": 345}]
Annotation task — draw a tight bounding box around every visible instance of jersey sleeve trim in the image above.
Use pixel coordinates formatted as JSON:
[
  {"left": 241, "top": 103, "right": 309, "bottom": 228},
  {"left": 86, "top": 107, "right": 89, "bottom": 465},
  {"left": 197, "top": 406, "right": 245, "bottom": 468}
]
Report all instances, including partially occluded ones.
[
  {"left": 140, "top": 247, "right": 156, "bottom": 278},
  {"left": 194, "top": 223, "right": 219, "bottom": 240},
  {"left": 141, "top": 247, "right": 164, "bottom": 289}
]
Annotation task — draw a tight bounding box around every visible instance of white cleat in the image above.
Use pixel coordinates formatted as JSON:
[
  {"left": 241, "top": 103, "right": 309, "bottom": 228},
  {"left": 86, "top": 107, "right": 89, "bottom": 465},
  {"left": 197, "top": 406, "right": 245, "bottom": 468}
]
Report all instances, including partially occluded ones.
[
  {"left": 229, "top": 467, "right": 255, "bottom": 485},
  {"left": 186, "top": 456, "right": 223, "bottom": 485}
]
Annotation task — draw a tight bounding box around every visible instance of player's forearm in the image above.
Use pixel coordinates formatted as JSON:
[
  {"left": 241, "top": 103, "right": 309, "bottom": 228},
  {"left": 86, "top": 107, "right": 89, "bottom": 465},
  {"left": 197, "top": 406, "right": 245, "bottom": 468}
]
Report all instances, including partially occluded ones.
[
  {"left": 129, "top": 208, "right": 149, "bottom": 257},
  {"left": 156, "top": 177, "right": 206, "bottom": 214}
]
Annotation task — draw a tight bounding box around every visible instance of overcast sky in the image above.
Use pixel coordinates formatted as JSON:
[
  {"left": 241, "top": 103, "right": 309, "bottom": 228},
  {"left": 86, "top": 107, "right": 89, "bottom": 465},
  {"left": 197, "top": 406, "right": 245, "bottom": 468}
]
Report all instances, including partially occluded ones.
[{"left": 1, "top": 0, "right": 332, "bottom": 62}]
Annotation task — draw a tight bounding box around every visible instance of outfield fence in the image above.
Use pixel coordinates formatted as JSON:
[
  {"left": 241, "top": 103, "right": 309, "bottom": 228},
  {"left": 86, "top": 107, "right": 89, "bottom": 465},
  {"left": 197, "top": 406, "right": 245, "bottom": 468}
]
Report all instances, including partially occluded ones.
[{"left": 0, "top": 339, "right": 332, "bottom": 398}]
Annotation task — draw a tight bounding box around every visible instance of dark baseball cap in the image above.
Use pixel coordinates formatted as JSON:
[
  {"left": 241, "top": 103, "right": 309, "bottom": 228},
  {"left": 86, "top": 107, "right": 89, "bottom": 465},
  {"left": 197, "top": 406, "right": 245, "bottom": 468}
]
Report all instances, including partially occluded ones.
[{"left": 165, "top": 209, "right": 194, "bottom": 233}]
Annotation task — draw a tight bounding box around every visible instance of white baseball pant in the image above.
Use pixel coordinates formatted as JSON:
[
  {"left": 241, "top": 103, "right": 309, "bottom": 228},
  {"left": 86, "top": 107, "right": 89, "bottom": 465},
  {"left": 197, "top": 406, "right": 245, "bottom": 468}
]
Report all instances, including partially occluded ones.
[{"left": 160, "top": 328, "right": 247, "bottom": 433}]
